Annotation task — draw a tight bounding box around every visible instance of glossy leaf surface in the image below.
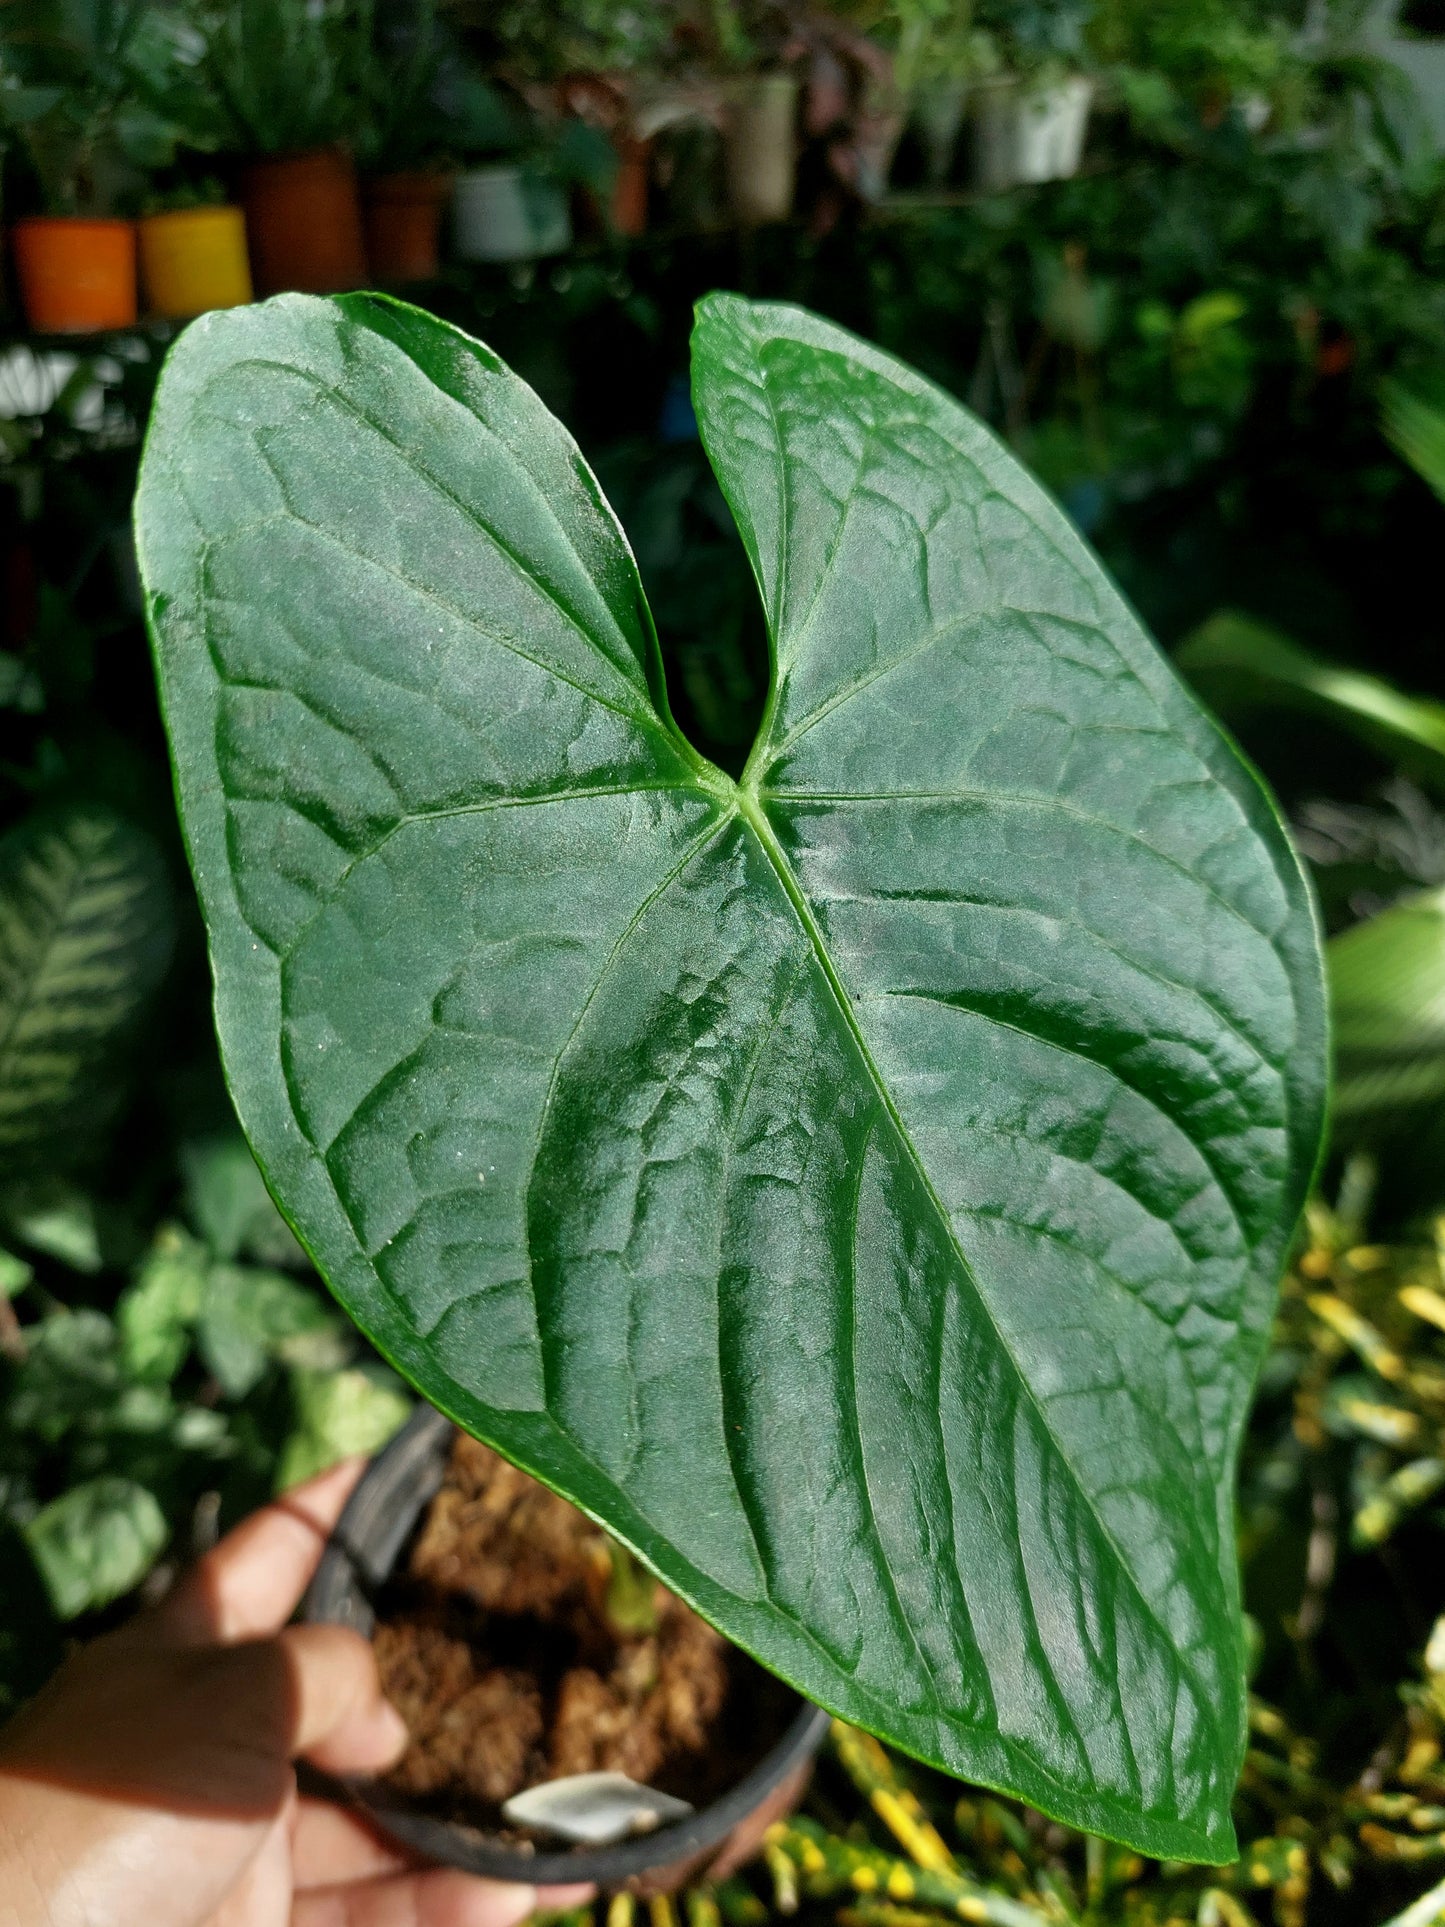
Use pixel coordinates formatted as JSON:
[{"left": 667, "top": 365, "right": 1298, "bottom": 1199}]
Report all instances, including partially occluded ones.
[{"left": 137, "top": 292, "right": 1326, "bottom": 1860}]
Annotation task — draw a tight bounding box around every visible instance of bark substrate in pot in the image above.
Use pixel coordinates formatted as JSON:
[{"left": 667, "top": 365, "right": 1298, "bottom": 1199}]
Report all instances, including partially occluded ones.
[{"left": 305, "top": 1404, "right": 830, "bottom": 1891}]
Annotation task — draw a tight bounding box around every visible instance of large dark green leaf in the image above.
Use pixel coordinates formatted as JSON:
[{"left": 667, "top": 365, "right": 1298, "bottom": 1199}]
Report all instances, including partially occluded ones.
[
  {"left": 136, "top": 292, "right": 1326, "bottom": 1861},
  {"left": 0, "top": 805, "right": 174, "bottom": 1166}
]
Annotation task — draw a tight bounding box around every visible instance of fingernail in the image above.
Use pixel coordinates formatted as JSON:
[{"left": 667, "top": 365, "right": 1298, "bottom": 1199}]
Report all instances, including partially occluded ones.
[
  {"left": 538, "top": 1884, "right": 597, "bottom": 1908},
  {"left": 375, "top": 1698, "right": 411, "bottom": 1758},
  {"left": 468, "top": 1879, "right": 537, "bottom": 1926}
]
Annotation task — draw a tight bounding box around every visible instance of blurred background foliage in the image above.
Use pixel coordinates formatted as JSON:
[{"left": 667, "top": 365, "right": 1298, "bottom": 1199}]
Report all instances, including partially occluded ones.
[{"left": 6, "top": 1, "right": 1445, "bottom": 1918}]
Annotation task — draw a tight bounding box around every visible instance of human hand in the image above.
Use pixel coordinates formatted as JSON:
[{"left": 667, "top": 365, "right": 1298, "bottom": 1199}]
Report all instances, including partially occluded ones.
[{"left": 0, "top": 1458, "right": 593, "bottom": 1927}]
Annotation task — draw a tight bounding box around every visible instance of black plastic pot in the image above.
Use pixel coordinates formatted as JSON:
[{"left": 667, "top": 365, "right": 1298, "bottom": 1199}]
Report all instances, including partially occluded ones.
[{"left": 302, "top": 1404, "right": 831, "bottom": 1888}]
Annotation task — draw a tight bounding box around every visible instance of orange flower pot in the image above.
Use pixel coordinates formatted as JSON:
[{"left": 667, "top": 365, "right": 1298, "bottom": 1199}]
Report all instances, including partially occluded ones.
[
  {"left": 362, "top": 171, "right": 449, "bottom": 284},
  {"left": 12, "top": 218, "right": 137, "bottom": 334},
  {"left": 241, "top": 148, "right": 367, "bottom": 296},
  {"left": 139, "top": 205, "right": 253, "bottom": 319}
]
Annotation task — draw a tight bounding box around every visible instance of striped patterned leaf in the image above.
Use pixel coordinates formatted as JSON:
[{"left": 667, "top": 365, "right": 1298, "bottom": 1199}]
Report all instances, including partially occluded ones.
[{"left": 0, "top": 806, "right": 174, "bottom": 1164}]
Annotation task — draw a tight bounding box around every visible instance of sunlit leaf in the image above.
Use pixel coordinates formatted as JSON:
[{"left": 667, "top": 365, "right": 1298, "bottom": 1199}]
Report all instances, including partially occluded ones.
[
  {"left": 138, "top": 291, "right": 1327, "bottom": 1859},
  {"left": 197, "top": 1265, "right": 339, "bottom": 1399},
  {"left": 276, "top": 1364, "right": 412, "bottom": 1490}
]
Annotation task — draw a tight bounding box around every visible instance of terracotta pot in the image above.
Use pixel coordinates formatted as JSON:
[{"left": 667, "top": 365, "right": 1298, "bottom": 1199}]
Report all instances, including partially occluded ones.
[
  {"left": 722, "top": 73, "right": 799, "bottom": 225},
  {"left": 363, "top": 171, "right": 449, "bottom": 284},
  {"left": 12, "top": 218, "right": 137, "bottom": 334},
  {"left": 242, "top": 148, "right": 367, "bottom": 296},
  {"left": 612, "top": 133, "right": 650, "bottom": 237},
  {"left": 139, "top": 205, "right": 252, "bottom": 319},
  {"left": 303, "top": 1404, "right": 830, "bottom": 1895}
]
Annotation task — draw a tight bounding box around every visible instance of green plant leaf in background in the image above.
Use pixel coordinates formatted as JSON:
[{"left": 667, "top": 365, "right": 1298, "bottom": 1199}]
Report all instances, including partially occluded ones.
[
  {"left": 1382, "top": 376, "right": 1445, "bottom": 506},
  {"left": 0, "top": 805, "right": 174, "bottom": 1169},
  {"left": 1176, "top": 611, "right": 1445, "bottom": 796},
  {"left": 197, "top": 1263, "right": 345, "bottom": 1399},
  {"left": 0, "top": 1250, "right": 32, "bottom": 1300},
  {"left": 137, "top": 291, "right": 1327, "bottom": 1861},
  {"left": 1329, "top": 886, "right": 1445, "bottom": 1120},
  {"left": 7, "top": 1307, "right": 129, "bottom": 1443},
  {"left": 277, "top": 1364, "right": 412, "bottom": 1489},
  {"left": 116, "top": 1224, "right": 210, "bottom": 1382},
  {"left": 22, "top": 1475, "right": 167, "bottom": 1620},
  {"left": 181, "top": 1130, "right": 306, "bottom": 1266},
  {"left": 0, "top": 1182, "right": 103, "bottom": 1272}
]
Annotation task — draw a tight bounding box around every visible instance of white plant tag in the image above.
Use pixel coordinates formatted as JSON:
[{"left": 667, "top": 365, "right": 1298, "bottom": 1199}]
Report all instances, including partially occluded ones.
[{"left": 501, "top": 1772, "right": 695, "bottom": 1846}]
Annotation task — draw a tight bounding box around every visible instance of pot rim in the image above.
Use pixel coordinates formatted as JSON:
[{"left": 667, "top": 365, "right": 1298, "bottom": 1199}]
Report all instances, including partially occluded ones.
[
  {"left": 364, "top": 169, "right": 455, "bottom": 196},
  {"left": 13, "top": 215, "right": 135, "bottom": 234},
  {"left": 452, "top": 162, "right": 531, "bottom": 186},
  {"left": 139, "top": 205, "right": 244, "bottom": 229},
  {"left": 242, "top": 146, "right": 358, "bottom": 176},
  {"left": 302, "top": 1403, "right": 830, "bottom": 1884}
]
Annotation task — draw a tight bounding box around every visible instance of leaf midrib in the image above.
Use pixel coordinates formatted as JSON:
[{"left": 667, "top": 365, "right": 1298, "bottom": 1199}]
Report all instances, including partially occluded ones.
[
  {"left": 259, "top": 716, "right": 1222, "bottom": 1731},
  {"left": 734, "top": 779, "right": 1220, "bottom": 1730}
]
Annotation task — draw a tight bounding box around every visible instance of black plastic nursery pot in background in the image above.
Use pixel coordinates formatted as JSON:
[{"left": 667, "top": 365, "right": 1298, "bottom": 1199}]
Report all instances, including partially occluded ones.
[{"left": 304, "top": 1406, "right": 831, "bottom": 1894}]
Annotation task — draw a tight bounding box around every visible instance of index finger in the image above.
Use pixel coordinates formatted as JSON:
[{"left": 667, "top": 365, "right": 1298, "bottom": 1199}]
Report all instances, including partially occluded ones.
[{"left": 150, "top": 1456, "right": 368, "bottom": 1645}]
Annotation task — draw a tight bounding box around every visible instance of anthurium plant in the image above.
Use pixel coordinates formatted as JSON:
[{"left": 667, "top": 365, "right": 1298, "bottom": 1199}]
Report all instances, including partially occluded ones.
[{"left": 135, "top": 290, "right": 1327, "bottom": 1864}]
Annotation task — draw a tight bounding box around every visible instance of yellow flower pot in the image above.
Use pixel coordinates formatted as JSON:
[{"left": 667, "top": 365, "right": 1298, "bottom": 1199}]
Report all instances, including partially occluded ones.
[{"left": 138, "top": 206, "right": 253, "bottom": 320}]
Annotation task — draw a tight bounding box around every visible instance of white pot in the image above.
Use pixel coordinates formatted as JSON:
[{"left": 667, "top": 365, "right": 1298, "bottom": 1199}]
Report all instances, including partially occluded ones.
[
  {"left": 723, "top": 73, "right": 799, "bottom": 225},
  {"left": 972, "top": 75, "right": 1022, "bottom": 191},
  {"left": 452, "top": 165, "right": 571, "bottom": 264},
  {"left": 1012, "top": 76, "right": 1094, "bottom": 184},
  {"left": 973, "top": 73, "right": 1093, "bottom": 190},
  {"left": 913, "top": 76, "right": 970, "bottom": 188}
]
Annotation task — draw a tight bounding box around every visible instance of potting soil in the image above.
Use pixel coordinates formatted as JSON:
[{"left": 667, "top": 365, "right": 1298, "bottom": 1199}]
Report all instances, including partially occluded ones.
[{"left": 372, "top": 1433, "right": 792, "bottom": 1827}]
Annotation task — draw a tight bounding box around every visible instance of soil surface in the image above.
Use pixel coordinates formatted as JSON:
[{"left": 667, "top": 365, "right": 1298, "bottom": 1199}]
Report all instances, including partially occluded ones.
[{"left": 371, "top": 1433, "right": 795, "bottom": 1832}]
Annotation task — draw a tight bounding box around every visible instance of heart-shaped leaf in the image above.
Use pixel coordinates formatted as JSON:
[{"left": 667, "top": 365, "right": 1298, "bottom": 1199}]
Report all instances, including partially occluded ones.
[{"left": 137, "top": 292, "right": 1326, "bottom": 1861}]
